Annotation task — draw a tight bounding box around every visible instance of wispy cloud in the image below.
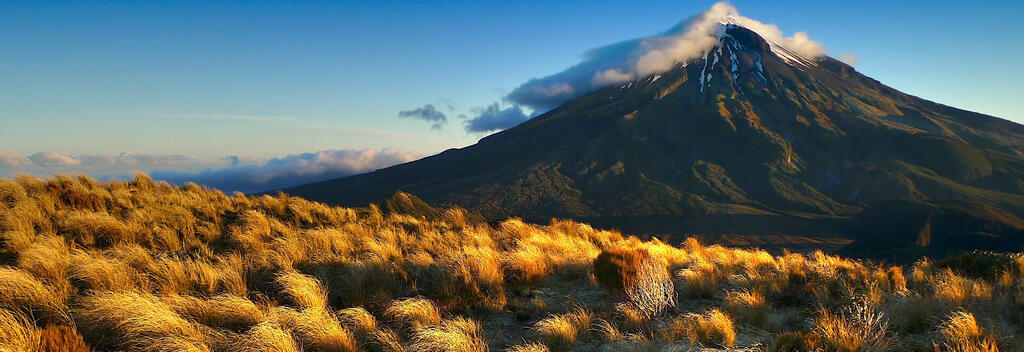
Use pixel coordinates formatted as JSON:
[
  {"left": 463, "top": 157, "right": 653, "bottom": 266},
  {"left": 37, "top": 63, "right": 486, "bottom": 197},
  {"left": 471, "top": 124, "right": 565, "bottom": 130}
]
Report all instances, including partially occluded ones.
[
  {"left": 260, "top": 122, "right": 432, "bottom": 138},
  {"left": 147, "top": 113, "right": 299, "bottom": 121}
]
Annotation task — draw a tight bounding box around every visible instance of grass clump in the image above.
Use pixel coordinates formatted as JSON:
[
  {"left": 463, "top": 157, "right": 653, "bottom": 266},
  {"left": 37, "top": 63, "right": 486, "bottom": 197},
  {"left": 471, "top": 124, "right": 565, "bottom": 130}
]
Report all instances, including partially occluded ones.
[
  {"left": 935, "top": 311, "right": 1000, "bottom": 352},
  {"left": 411, "top": 317, "right": 488, "bottom": 352},
  {"left": 385, "top": 296, "right": 442, "bottom": 331},
  {"left": 532, "top": 307, "right": 593, "bottom": 350},
  {"left": 0, "top": 308, "right": 40, "bottom": 351},
  {"left": 810, "top": 298, "right": 895, "bottom": 352},
  {"left": 663, "top": 308, "right": 736, "bottom": 348}
]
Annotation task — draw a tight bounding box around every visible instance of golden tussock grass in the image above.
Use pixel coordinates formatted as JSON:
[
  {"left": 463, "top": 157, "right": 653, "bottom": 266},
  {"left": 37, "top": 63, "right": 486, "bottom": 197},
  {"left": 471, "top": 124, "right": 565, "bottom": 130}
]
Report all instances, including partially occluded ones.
[
  {"left": 410, "top": 317, "right": 488, "bottom": 352},
  {"left": 935, "top": 311, "right": 1000, "bottom": 352},
  {"left": 0, "top": 174, "right": 1022, "bottom": 351},
  {"left": 161, "top": 294, "right": 265, "bottom": 332},
  {"left": 532, "top": 307, "right": 593, "bottom": 350},
  {"left": 274, "top": 271, "right": 329, "bottom": 310},
  {"left": 385, "top": 296, "right": 442, "bottom": 331},
  {"left": 0, "top": 308, "right": 40, "bottom": 351},
  {"left": 37, "top": 324, "right": 93, "bottom": 352},
  {"left": 73, "top": 291, "right": 208, "bottom": 352},
  {"left": 506, "top": 341, "right": 549, "bottom": 352},
  {"left": 724, "top": 289, "right": 768, "bottom": 326},
  {"left": 0, "top": 267, "right": 69, "bottom": 325},
  {"left": 663, "top": 308, "right": 736, "bottom": 348},
  {"left": 810, "top": 298, "right": 896, "bottom": 352},
  {"left": 337, "top": 306, "right": 378, "bottom": 341},
  {"left": 271, "top": 306, "right": 359, "bottom": 352},
  {"left": 231, "top": 321, "right": 301, "bottom": 352}
]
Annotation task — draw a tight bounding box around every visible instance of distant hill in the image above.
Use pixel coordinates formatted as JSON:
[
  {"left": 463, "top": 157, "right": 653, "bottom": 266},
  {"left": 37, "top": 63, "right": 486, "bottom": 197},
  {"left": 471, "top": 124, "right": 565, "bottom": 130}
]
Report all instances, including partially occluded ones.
[{"left": 283, "top": 24, "right": 1024, "bottom": 258}]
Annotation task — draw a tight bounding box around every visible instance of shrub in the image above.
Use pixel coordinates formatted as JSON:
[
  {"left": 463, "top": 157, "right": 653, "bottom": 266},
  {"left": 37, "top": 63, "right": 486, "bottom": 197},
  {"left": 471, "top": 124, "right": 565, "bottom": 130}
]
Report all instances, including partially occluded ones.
[
  {"left": 935, "top": 311, "right": 999, "bottom": 352},
  {"left": 532, "top": 307, "right": 592, "bottom": 350},
  {"left": 663, "top": 308, "right": 736, "bottom": 347},
  {"left": 410, "top": 317, "right": 488, "bottom": 352},
  {"left": 593, "top": 247, "right": 674, "bottom": 315}
]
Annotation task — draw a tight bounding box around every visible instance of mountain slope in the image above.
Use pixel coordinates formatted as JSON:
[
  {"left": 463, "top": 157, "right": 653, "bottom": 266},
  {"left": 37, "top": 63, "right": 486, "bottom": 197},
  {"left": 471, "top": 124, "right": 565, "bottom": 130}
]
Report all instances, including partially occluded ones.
[{"left": 284, "top": 25, "right": 1024, "bottom": 255}]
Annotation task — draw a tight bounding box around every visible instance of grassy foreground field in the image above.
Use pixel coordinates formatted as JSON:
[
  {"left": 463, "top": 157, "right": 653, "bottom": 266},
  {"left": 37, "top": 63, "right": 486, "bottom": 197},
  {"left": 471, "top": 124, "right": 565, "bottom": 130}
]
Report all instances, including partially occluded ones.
[{"left": 1, "top": 174, "right": 1022, "bottom": 351}]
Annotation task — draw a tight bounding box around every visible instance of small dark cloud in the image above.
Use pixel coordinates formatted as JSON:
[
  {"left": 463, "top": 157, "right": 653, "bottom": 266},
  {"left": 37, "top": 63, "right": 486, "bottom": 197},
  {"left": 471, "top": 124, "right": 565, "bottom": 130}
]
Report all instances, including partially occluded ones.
[
  {"left": 150, "top": 148, "right": 421, "bottom": 193},
  {"left": 399, "top": 104, "right": 448, "bottom": 130},
  {"left": 464, "top": 103, "right": 531, "bottom": 133}
]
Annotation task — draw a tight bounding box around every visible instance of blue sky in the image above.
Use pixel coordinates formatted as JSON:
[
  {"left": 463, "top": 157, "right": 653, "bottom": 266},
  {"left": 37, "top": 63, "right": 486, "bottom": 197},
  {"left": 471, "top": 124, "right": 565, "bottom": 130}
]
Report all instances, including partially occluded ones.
[{"left": 1, "top": 0, "right": 1022, "bottom": 190}]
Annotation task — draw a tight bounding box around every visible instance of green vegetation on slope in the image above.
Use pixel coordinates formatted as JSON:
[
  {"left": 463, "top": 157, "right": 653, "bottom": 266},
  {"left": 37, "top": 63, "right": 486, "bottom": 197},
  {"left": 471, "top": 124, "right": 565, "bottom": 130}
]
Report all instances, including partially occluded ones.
[{"left": 1, "top": 174, "right": 1023, "bottom": 351}]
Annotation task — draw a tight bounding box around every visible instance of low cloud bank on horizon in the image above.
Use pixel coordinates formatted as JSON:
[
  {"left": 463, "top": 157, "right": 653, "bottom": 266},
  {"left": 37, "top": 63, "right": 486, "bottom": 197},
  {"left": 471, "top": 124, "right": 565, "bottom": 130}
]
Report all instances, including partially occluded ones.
[
  {"left": 150, "top": 148, "right": 421, "bottom": 194},
  {"left": 2, "top": 148, "right": 422, "bottom": 194},
  {"left": 0, "top": 150, "right": 196, "bottom": 168},
  {"left": 428, "top": 1, "right": 837, "bottom": 134}
]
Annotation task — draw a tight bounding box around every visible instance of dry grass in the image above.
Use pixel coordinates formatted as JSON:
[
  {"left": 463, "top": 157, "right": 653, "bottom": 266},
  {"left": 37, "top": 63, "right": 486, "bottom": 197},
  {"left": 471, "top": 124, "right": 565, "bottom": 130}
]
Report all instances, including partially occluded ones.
[
  {"left": 73, "top": 291, "right": 208, "bottom": 351},
  {"left": 37, "top": 324, "right": 92, "bottom": 352},
  {"left": 810, "top": 298, "right": 896, "bottom": 352},
  {"left": 532, "top": 307, "right": 593, "bottom": 350},
  {"left": 337, "top": 306, "right": 379, "bottom": 342},
  {"left": 162, "top": 294, "right": 265, "bottom": 332},
  {"left": 0, "top": 267, "right": 69, "bottom": 325},
  {"left": 232, "top": 321, "right": 301, "bottom": 352},
  {"left": 385, "top": 297, "right": 442, "bottom": 331},
  {"left": 410, "top": 317, "right": 488, "bottom": 352},
  {"left": 0, "top": 174, "right": 1021, "bottom": 351},
  {"left": 724, "top": 289, "right": 768, "bottom": 326},
  {"left": 0, "top": 308, "right": 40, "bottom": 351},
  {"left": 274, "top": 271, "right": 329, "bottom": 310},
  {"left": 935, "top": 311, "right": 1000, "bottom": 352},
  {"left": 272, "top": 306, "right": 359, "bottom": 352},
  {"left": 506, "top": 342, "right": 549, "bottom": 352},
  {"left": 663, "top": 308, "right": 736, "bottom": 347}
]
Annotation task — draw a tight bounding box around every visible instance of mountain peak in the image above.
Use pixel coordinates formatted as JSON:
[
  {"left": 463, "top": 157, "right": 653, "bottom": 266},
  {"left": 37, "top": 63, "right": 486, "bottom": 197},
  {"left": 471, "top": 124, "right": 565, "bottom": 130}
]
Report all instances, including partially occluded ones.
[{"left": 283, "top": 15, "right": 1024, "bottom": 259}]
